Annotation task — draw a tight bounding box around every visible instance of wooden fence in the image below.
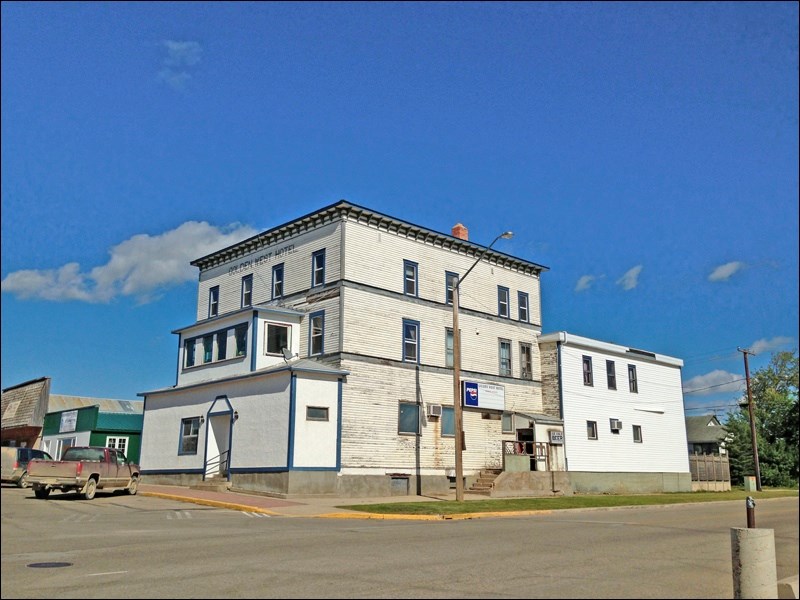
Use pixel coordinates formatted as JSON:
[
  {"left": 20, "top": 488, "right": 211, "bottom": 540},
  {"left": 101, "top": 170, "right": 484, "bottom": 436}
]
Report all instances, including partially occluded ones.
[{"left": 689, "top": 453, "right": 731, "bottom": 491}]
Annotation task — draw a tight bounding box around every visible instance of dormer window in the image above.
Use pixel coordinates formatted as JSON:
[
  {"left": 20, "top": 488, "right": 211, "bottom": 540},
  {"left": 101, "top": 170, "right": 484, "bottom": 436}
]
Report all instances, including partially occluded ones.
[{"left": 265, "top": 322, "right": 291, "bottom": 355}]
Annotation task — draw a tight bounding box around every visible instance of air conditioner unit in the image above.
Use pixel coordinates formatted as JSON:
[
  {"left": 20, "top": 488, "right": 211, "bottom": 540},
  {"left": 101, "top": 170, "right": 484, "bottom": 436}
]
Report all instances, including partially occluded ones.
[
  {"left": 610, "top": 418, "right": 623, "bottom": 431},
  {"left": 426, "top": 404, "right": 443, "bottom": 418}
]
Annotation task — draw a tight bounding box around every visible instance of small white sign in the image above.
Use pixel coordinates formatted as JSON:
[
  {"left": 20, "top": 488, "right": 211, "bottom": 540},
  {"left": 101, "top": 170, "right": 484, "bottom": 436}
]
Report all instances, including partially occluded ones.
[
  {"left": 549, "top": 430, "right": 564, "bottom": 445},
  {"left": 59, "top": 410, "right": 78, "bottom": 433}
]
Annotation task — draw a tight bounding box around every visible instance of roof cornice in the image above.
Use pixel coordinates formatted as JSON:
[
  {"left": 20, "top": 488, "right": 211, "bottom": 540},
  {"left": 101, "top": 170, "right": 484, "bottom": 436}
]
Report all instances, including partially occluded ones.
[{"left": 190, "top": 200, "right": 549, "bottom": 276}]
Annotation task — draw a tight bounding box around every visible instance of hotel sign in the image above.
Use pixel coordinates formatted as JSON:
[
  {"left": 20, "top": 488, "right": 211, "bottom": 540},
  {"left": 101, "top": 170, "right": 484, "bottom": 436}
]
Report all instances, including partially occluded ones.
[{"left": 462, "top": 381, "right": 505, "bottom": 411}]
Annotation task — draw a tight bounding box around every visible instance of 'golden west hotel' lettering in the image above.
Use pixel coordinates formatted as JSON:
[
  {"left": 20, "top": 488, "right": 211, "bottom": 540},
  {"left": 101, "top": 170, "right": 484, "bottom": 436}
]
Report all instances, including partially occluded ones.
[{"left": 228, "top": 244, "right": 296, "bottom": 276}]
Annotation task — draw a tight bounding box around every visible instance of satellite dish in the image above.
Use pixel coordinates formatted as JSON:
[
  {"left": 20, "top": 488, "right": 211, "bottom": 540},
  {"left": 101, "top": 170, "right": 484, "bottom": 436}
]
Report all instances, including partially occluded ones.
[{"left": 282, "top": 347, "right": 295, "bottom": 362}]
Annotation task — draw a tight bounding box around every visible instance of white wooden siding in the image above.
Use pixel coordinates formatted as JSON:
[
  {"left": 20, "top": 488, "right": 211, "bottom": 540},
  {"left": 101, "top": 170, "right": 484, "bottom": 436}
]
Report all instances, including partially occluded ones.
[
  {"left": 292, "top": 375, "right": 339, "bottom": 468},
  {"left": 556, "top": 344, "right": 690, "bottom": 473}
]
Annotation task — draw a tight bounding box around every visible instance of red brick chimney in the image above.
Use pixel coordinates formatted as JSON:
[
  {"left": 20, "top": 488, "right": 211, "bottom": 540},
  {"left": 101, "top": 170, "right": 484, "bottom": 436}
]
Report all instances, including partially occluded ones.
[{"left": 452, "top": 223, "right": 469, "bottom": 241}]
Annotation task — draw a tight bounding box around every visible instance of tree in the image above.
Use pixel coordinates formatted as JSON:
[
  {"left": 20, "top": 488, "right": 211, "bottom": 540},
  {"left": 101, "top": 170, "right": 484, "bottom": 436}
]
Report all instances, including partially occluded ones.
[{"left": 724, "top": 349, "right": 799, "bottom": 487}]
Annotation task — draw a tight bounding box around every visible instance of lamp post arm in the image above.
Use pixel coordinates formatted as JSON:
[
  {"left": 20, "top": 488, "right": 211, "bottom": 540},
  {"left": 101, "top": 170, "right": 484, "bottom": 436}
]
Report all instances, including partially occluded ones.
[{"left": 455, "top": 234, "right": 506, "bottom": 291}]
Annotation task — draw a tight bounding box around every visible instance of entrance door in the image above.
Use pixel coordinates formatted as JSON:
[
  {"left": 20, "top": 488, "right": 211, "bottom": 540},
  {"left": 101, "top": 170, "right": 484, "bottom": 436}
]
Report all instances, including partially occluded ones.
[{"left": 516, "top": 428, "right": 536, "bottom": 471}]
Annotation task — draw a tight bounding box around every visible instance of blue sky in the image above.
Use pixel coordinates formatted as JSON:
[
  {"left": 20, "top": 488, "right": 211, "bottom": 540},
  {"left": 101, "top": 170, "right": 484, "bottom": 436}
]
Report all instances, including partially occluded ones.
[{"left": 2, "top": 2, "right": 797, "bottom": 420}]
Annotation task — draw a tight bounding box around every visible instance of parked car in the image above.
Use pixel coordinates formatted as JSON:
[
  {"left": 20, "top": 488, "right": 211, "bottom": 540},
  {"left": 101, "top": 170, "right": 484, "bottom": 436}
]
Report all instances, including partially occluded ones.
[
  {"left": 27, "top": 446, "right": 140, "bottom": 500},
  {"left": 1, "top": 447, "right": 54, "bottom": 488}
]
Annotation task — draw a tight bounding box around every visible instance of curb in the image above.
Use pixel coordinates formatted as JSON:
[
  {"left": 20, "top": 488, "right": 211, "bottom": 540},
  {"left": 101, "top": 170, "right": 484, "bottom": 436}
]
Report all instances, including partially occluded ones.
[
  {"left": 141, "top": 491, "right": 281, "bottom": 516},
  {"left": 778, "top": 575, "right": 800, "bottom": 600}
]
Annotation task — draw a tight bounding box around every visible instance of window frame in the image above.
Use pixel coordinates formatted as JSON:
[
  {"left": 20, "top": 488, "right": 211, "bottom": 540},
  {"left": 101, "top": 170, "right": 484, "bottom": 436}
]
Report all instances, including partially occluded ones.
[
  {"left": 203, "top": 334, "right": 214, "bottom": 364},
  {"left": 306, "top": 406, "right": 329, "bottom": 421},
  {"left": 445, "top": 271, "right": 459, "bottom": 305},
  {"left": 633, "top": 424, "right": 643, "bottom": 443},
  {"left": 398, "top": 402, "right": 420, "bottom": 435},
  {"left": 235, "top": 324, "right": 248, "bottom": 357},
  {"left": 208, "top": 286, "right": 220, "bottom": 318},
  {"left": 241, "top": 274, "right": 253, "bottom": 308},
  {"left": 403, "top": 260, "right": 418, "bottom": 297},
  {"left": 311, "top": 249, "right": 326, "bottom": 288},
  {"left": 216, "top": 331, "right": 227, "bottom": 361},
  {"left": 628, "top": 364, "right": 638, "bottom": 393},
  {"left": 309, "top": 311, "right": 325, "bottom": 356},
  {"left": 499, "top": 338, "right": 512, "bottom": 377},
  {"left": 402, "top": 319, "right": 420, "bottom": 363},
  {"left": 441, "top": 406, "right": 455, "bottom": 437},
  {"left": 445, "top": 327, "right": 454, "bottom": 368},
  {"left": 106, "top": 436, "right": 129, "bottom": 458},
  {"left": 265, "top": 322, "right": 291, "bottom": 355},
  {"left": 502, "top": 412, "right": 514, "bottom": 434},
  {"left": 518, "top": 291, "right": 529, "bottom": 322},
  {"left": 184, "top": 338, "right": 196, "bottom": 368},
  {"left": 178, "top": 417, "right": 201, "bottom": 455},
  {"left": 607, "top": 360, "right": 617, "bottom": 390},
  {"left": 583, "top": 355, "right": 593, "bottom": 386},
  {"left": 520, "top": 342, "right": 533, "bottom": 380},
  {"left": 497, "top": 286, "right": 510, "bottom": 318},
  {"left": 587, "top": 420, "right": 598, "bottom": 440},
  {"left": 272, "top": 263, "right": 284, "bottom": 300}
]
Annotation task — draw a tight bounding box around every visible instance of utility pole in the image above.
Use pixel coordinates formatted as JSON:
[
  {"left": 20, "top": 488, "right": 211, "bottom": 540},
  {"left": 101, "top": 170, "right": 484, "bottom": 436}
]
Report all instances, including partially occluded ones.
[{"left": 738, "top": 347, "right": 762, "bottom": 491}]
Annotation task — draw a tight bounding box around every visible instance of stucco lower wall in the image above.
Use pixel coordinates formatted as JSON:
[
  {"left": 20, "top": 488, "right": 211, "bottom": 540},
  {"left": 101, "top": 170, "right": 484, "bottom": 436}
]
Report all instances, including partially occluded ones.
[
  {"left": 567, "top": 471, "right": 692, "bottom": 494},
  {"left": 491, "top": 471, "right": 572, "bottom": 497}
]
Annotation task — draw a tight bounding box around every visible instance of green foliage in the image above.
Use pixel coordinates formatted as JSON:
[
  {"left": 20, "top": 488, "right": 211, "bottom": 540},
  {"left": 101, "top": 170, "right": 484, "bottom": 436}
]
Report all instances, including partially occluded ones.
[{"left": 725, "top": 350, "right": 799, "bottom": 487}]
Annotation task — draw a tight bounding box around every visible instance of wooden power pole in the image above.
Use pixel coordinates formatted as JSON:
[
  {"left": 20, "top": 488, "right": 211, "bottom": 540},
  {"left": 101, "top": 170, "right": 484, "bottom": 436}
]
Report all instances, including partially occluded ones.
[{"left": 738, "top": 347, "right": 762, "bottom": 491}]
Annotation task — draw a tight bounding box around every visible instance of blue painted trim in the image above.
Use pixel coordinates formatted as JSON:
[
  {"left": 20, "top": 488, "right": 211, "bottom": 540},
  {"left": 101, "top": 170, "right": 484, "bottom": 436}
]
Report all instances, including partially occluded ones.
[
  {"left": 497, "top": 285, "right": 510, "bottom": 318},
  {"left": 177, "top": 416, "right": 202, "bottom": 456},
  {"left": 241, "top": 274, "right": 253, "bottom": 308},
  {"left": 174, "top": 335, "right": 181, "bottom": 387},
  {"left": 250, "top": 311, "right": 258, "bottom": 372},
  {"left": 141, "top": 468, "right": 205, "bottom": 475},
  {"left": 308, "top": 310, "right": 325, "bottom": 356},
  {"left": 517, "top": 291, "right": 529, "bottom": 322},
  {"left": 336, "top": 378, "right": 343, "bottom": 470},
  {"left": 209, "top": 286, "right": 220, "bottom": 318},
  {"left": 402, "top": 318, "right": 421, "bottom": 364},
  {"left": 230, "top": 466, "right": 288, "bottom": 473},
  {"left": 289, "top": 466, "right": 339, "bottom": 472},
  {"left": 287, "top": 373, "right": 297, "bottom": 468}
]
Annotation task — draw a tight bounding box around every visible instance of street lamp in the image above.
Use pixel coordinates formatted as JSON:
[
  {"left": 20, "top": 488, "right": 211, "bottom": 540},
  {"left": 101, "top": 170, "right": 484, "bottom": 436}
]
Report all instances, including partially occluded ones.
[{"left": 452, "top": 230, "right": 514, "bottom": 501}]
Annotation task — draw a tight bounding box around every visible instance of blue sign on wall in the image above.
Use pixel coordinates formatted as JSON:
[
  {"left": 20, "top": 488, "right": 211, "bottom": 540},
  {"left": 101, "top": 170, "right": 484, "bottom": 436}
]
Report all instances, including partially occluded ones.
[{"left": 464, "top": 381, "right": 480, "bottom": 407}]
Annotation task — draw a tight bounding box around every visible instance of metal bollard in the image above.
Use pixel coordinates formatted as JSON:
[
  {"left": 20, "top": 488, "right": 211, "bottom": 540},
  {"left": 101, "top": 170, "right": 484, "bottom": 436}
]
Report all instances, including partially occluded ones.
[{"left": 746, "top": 496, "right": 756, "bottom": 529}]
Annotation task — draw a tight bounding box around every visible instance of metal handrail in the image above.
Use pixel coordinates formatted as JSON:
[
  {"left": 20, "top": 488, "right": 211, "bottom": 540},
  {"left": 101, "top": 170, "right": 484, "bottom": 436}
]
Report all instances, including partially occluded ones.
[{"left": 204, "top": 450, "right": 229, "bottom": 478}]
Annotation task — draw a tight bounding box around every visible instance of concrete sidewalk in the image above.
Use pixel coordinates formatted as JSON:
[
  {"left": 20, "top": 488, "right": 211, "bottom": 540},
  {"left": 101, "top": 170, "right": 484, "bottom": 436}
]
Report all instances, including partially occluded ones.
[{"left": 138, "top": 483, "right": 525, "bottom": 520}]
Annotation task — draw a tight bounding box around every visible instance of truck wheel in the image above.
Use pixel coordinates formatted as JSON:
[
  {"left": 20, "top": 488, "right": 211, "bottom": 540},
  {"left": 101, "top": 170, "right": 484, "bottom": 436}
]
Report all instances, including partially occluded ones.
[
  {"left": 83, "top": 478, "right": 97, "bottom": 500},
  {"left": 18, "top": 472, "right": 29, "bottom": 488},
  {"left": 126, "top": 476, "right": 139, "bottom": 495},
  {"left": 34, "top": 487, "right": 50, "bottom": 499}
]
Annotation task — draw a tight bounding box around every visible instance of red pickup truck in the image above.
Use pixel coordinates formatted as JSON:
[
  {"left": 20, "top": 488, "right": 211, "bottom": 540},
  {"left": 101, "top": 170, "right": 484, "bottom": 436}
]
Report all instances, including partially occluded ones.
[{"left": 27, "top": 446, "right": 140, "bottom": 500}]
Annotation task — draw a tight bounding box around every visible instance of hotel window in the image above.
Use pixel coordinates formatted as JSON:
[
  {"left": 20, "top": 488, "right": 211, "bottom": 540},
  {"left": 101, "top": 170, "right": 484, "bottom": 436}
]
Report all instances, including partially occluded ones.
[
  {"left": 241, "top": 275, "right": 253, "bottom": 307},
  {"left": 272, "top": 263, "right": 284, "bottom": 299},
  {"left": 235, "top": 324, "right": 248, "bottom": 357},
  {"left": 203, "top": 335, "right": 213, "bottom": 363},
  {"left": 404, "top": 260, "right": 418, "bottom": 296},
  {"left": 179, "top": 417, "right": 201, "bottom": 455},
  {"left": 498, "top": 286, "right": 510, "bottom": 318},
  {"left": 583, "top": 355, "right": 593, "bottom": 386},
  {"left": 445, "top": 328, "right": 454, "bottom": 368},
  {"left": 398, "top": 402, "right": 420, "bottom": 435},
  {"left": 265, "top": 323, "right": 291, "bottom": 355},
  {"left": 403, "top": 319, "right": 420, "bottom": 363},
  {"left": 607, "top": 360, "right": 617, "bottom": 390},
  {"left": 309, "top": 311, "right": 324, "bottom": 356},
  {"left": 518, "top": 291, "right": 529, "bottom": 322},
  {"left": 441, "top": 406, "right": 454, "bottom": 437},
  {"left": 628, "top": 364, "right": 638, "bottom": 393},
  {"left": 520, "top": 342, "right": 533, "bottom": 380},
  {"left": 587, "top": 420, "right": 598, "bottom": 440},
  {"left": 446, "top": 271, "right": 459, "bottom": 305},
  {"left": 216, "top": 331, "right": 227, "bottom": 361},
  {"left": 311, "top": 249, "right": 326, "bottom": 287},
  {"left": 502, "top": 412, "right": 514, "bottom": 434},
  {"left": 306, "top": 406, "right": 329, "bottom": 421},
  {"left": 209, "top": 286, "right": 219, "bottom": 318},
  {"left": 633, "top": 425, "right": 643, "bottom": 443},
  {"left": 184, "top": 339, "right": 196, "bottom": 368},
  {"left": 499, "top": 339, "right": 512, "bottom": 376}
]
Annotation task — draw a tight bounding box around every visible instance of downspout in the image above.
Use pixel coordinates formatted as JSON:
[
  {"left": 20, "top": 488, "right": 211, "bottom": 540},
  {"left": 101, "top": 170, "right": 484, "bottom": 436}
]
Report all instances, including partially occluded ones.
[
  {"left": 287, "top": 371, "right": 297, "bottom": 469},
  {"left": 250, "top": 311, "right": 258, "bottom": 372},
  {"left": 557, "top": 340, "right": 568, "bottom": 471}
]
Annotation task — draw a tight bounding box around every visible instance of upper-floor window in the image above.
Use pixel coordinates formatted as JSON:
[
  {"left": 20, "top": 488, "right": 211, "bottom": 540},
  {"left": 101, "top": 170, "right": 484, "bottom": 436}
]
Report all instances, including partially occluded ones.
[
  {"left": 235, "top": 324, "right": 248, "bottom": 357},
  {"left": 209, "top": 286, "right": 220, "bottom": 318},
  {"left": 241, "top": 275, "right": 253, "bottom": 308},
  {"left": 403, "top": 319, "right": 420, "bottom": 363},
  {"left": 446, "top": 271, "right": 459, "bottom": 305},
  {"left": 587, "top": 420, "right": 598, "bottom": 440},
  {"left": 441, "top": 406, "right": 455, "bottom": 437},
  {"left": 628, "top": 364, "right": 638, "bottom": 393},
  {"left": 502, "top": 412, "right": 514, "bottom": 433},
  {"left": 499, "top": 339, "right": 512, "bottom": 376},
  {"left": 520, "top": 342, "right": 533, "bottom": 380},
  {"left": 184, "top": 339, "right": 196, "bottom": 368},
  {"left": 404, "top": 260, "right": 418, "bottom": 297},
  {"left": 312, "top": 249, "right": 326, "bottom": 287},
  {"left": 498, "top": 286, "right": 510, "bottom": 318},
  {"left": 583, "top": 355, "right": 593, "bottom": 386},
  {"left": 179, "top": 417, "right": 201, "bottom": 455},
  {"left": 518, "top": 291, "right": 529, "bottom": 322},
  {"left": 309, "top": 311, "right": 324, "bottom": 356},
  {"left": 272, "top": 264, "right": 284, "bottom": 299},
  {"left": 216, "top": 331, "right": 227, "bottom": 361},
  {"left": 633, "top": 425, "right": 643, "bottom": 443},
  {"left": 203, "top": 335, "right": 213, "bottom": 363},
  {"left": 265, "top": 322, "right": 291, "bottom": 355},
  {"left": 607, "top": 360, "right": 617, "bottom": 390},
  {"left": 398, "top": 402, "right": 420, "bottom": 435},
  {"left": 445, "top": 328, "right": 454, "bottom": 368}
]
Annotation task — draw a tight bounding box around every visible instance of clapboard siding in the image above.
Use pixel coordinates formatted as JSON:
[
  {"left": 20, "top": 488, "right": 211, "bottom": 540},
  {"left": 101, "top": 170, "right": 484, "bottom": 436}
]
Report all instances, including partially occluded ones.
[
  {"left": 553, "top": 342, "right": 689, "bottom": 473},
  {"left": 342, "top": 220, "right": 542, "bottom": 326},
  {"left": 195, "top": 222, "right": 342, "bottom": 321}
]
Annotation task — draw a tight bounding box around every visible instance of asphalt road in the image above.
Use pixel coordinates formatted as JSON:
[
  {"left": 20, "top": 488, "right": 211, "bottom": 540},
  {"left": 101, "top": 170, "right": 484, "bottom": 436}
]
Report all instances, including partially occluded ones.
[{"left": 1, "top": 485, "right": 797, "bottom": 599}]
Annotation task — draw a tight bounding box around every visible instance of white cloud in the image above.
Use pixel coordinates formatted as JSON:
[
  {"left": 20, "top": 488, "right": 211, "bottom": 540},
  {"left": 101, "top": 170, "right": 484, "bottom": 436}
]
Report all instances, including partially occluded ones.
[
  {"left": 616, "top": 265, "right": 642, "bottom": 291},
  {"left": 575, "top": 275, "right": 597, "bottom": 292},
  {"left": 748, "top": 336, "right": 794, "bottom": 355},
  {"left": 683, "top": 370, "right": 744, "bottom": 396},
  {"left": 158, "top": 40, "right": 202, "bottom": 91},
  {"left": 708, "top": 261, "right": 746, "bottom": 282},
  {"left": 1, "top": 221, "right": 257, "bottom": 304}
]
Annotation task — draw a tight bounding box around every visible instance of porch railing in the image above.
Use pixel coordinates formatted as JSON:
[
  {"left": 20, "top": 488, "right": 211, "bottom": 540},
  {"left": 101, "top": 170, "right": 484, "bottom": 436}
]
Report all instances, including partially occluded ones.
[{"left": 204, "top": 450, "right": 229, "bottom": 480}]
